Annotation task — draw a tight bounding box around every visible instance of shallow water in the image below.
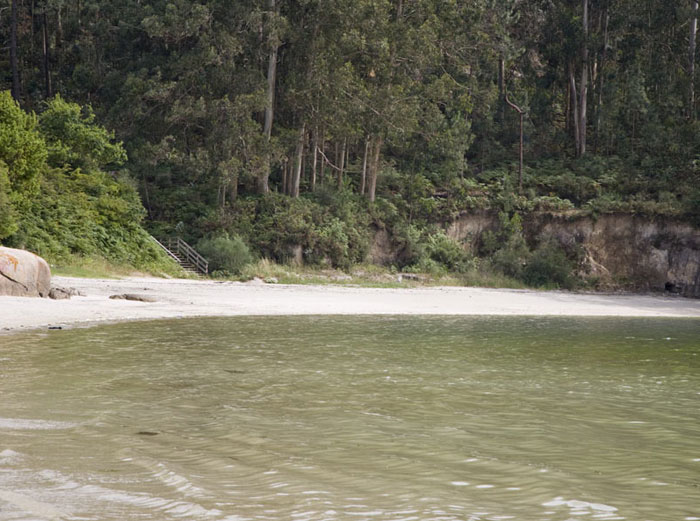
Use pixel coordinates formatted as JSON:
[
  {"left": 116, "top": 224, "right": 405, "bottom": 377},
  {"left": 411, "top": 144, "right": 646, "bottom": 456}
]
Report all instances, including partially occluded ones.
[{"left": 0, "top": 316, "right": 699, "bottom": 521}]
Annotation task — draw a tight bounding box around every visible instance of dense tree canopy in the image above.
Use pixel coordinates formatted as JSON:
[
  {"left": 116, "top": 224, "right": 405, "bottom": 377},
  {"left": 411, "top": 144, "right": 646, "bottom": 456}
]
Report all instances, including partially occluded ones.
[{"left": 1, "top": 0, "right": 699, "bottom": 279}]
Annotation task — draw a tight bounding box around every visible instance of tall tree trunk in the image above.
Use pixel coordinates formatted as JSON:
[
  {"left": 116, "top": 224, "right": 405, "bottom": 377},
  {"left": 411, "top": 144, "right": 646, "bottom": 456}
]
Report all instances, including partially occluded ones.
[
  {"left": 10, "top": 0, "right": 21, "bottom": 101},
  {"left": 287, "top": 157, "right": 294, "bottom": 195},
  {"left": 570, "top": 63, "right": 581, "bottom": 155},
  {"left": 367, "top": 137, "right": 383, "bottom": 202},
  {"left": 319, "top": 130, "right": 326, "bottom": 185},
  {"left": 311, "top": 129, "right": 318, "bottom": 192},
  {"left": 42, "top": 11, "right": 52, "bottom": 98},
  {"left": 259, "top": 0, "right": 279, "bottom": 195},
  {"left": 228, "top": 174, "right": 238, "bottom": 204},
  {"left": 690, "top": 0, "right": 699, "bottom": 120},
  {"left": 291, "top": 124, "right": 305, "bottom": 198},
  {"left": 595, "top": 1, "right": 609, "bottom": 152},
  {"left": 498, "top": 57, "right": 506, "bottom": 122},
  {"left": 337, "top": 138, "right": 346, "bottom": 189},
  {"left": 281, "top": 158, "right": 288, "bottom": 195},
  {"left": 360, "top": 137, "right": 369, "bottom": 195},
  {"left": 505, "top": 92, "right": 524, "bottom": 193},
  {"left": 579, "top": 0, "right": 589, "bottom": 157}
]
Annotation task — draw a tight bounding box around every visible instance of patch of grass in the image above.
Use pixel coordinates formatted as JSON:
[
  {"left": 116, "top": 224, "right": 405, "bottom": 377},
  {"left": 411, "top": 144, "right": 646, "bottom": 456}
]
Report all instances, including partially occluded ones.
[
  {"left": 50, "top": 254, "right": 183, "bottom": 279},
  {"left": 230, "top": 258, "right": 534, "bottom": 290},
  {"left": 453, "top": 268, "right": 528, "bottom": 289}
]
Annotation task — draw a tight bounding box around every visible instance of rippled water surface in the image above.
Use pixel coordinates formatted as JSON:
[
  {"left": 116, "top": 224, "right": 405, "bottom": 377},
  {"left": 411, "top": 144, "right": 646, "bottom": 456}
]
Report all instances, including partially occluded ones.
[{"left": 1, "top": 316, "right": 699, "bottom": 521}]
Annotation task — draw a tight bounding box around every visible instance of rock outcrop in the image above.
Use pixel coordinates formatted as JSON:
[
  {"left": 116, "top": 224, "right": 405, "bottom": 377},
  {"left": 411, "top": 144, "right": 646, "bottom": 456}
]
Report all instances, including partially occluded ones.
[
  {"left": 0, "top": 247, "right": 51, "bottom": 297},
  {"left": 49, "top": 286, "right": 85, "bottom": 300}
]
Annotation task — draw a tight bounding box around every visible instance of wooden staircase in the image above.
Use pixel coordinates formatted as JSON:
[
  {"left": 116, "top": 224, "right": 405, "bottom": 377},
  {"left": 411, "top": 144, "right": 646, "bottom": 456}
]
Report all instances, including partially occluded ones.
[{"left": 151, "top": 236, "right": 209, "bottom": 277}]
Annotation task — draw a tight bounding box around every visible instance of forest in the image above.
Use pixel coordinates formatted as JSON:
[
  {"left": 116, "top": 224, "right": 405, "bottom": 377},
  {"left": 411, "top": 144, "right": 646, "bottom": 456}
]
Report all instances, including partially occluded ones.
[{"left": 1, "top": 0, "right": 699, "bottom": 287}]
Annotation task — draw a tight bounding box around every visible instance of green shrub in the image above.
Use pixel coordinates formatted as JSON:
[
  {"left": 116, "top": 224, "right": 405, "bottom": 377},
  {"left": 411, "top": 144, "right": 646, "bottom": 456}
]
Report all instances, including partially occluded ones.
[
  {"left": 532, "top": 195, "right": 575, "bottom": 212},
  {"left": 490, "top": 234, "right": 530, "bottom": 279},
  {"left": 0, "top": 91, "right": 47, "bottom": 197},
  {"left": 0, "top": 162, "right": 17, "bottom": 239},
  {"left": 424, "top": 231, "right": 476, "bottom": 273},
  {"left": 481, "top": 212, "right": 531, "bottom": 279},
  {"left": 522, "top": 240, "right": 575, "bottom": 289},
  {"left": 197, "top": 234, "right": 254, "bottom": 275}
]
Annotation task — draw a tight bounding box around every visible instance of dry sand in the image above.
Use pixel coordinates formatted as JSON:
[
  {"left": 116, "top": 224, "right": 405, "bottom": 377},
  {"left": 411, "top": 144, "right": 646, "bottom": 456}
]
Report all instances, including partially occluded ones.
[{"left": 1, "top": 275, "right": 699, "bottom": 334}]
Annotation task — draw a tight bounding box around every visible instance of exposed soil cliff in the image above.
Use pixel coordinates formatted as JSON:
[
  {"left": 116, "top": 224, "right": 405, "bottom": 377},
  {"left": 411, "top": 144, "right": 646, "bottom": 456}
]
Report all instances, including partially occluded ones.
[{"left": 445, "top": 212, "right": 700, "bottom": 297}]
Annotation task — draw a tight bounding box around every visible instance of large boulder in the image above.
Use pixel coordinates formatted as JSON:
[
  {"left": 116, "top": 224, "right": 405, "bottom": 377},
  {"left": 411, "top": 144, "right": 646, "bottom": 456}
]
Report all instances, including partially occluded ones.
[{"left": 0, "top": 247, "right": 51, "bottom": 297}]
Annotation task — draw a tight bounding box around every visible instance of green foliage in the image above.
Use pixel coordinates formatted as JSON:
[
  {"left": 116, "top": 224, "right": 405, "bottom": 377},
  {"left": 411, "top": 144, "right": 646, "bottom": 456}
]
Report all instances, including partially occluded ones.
[
  {"left": 0, "top": 91, "right": 47, "bottom": 198},
  {"left": 197, "top": 234, "right": 254, "bottom": 276},
  {"left": 216, "top": 192, "right": 371, "bottom": 270},
  {"left": 0, "top": 91, "right": 172, "bottom": 272},
  {"left": 10, "top": 167, "right": 169, "bottom": 270},
  {"left": 522, "top": 240, "right": 575, "bottom": 289},
  {"left": 0, "top": 161, "right": 17, "bottom": 239},
  {"left": 39, "top": 95, "right": 127, "bottom": 171},
  {"left": 3, "top": 0, "right": 699, "bottom": 286},
  {"left": 422, "top": 232, "right": 477, "bottom": 274},
  {"left": 481, "top": 212, "right": 531, "bottom": 280}
]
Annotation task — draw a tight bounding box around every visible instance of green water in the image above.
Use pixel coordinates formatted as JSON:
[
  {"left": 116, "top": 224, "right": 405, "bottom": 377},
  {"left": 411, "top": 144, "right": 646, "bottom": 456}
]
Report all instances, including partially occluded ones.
[{"left": 0, "top": 316, "right": 699, "bottom": 521}]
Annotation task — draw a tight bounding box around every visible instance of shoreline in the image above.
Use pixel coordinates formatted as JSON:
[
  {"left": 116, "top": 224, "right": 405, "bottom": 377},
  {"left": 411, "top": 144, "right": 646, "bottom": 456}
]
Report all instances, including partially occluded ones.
[{"left": 1, "top": 275, "right": 700, "bottom": 335}]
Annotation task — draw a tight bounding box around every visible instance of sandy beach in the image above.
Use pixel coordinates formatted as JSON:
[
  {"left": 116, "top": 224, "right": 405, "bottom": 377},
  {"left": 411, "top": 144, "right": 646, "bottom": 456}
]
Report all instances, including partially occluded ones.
[{"left": 1, "top": 275, "right": 699, "bottom": 334}]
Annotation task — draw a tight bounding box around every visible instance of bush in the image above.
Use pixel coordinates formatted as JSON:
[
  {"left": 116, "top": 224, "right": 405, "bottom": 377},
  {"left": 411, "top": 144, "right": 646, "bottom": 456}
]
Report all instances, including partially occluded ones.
[
  {"left": 481, "top": 212, "right": 530, "bottom": 279},
  {"left": 522, "top": 240, "right": 575, "bottom": 289},
  {"left": 0, "top": 162, "right": 17, "bottom": 239},
  {"left": 423, "top": 231, "right": 477, "bottom": 273},
  {"left": 490, "top": 234, "right": 530, "bottom": 279},
  {"left": 197, "top": 234, "right": 254, "bottom": 275}
]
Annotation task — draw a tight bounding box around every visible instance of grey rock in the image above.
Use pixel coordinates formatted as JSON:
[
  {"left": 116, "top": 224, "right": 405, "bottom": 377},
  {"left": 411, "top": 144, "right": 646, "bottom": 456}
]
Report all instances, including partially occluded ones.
[
  {"left": 49, "top": 286, "right": 85, "bottom": 300},
  {"left": 109, "top": 293, "right": 158, "bottom": 303}
]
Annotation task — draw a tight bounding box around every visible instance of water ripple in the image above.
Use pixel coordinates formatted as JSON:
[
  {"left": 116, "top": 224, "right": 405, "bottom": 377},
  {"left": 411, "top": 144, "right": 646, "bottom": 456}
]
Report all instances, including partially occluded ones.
[{"left": 0, "top": 316, "right": 698, "bottom": 520}]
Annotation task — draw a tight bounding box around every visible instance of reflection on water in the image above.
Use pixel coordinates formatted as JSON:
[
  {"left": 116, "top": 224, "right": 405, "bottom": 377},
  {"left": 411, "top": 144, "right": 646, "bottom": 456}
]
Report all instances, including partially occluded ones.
[{"left": 0, "top": 316, "right": 699, "bottom": 520}]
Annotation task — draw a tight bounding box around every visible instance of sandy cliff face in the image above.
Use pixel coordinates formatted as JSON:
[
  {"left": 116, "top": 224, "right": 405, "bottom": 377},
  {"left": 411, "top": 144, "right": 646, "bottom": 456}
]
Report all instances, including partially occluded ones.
[{"left": 444, "top": 212, "right": 700, "bottom": 297}]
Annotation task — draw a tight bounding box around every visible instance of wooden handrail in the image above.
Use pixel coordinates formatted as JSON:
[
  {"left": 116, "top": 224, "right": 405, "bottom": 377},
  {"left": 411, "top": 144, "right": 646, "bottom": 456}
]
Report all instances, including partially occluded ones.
[
  {"left": 150, "top": 235, "right": 180, "bottom": 264},
  {"left": 168, "top": 237, "right": 209, "bottom": 274}
]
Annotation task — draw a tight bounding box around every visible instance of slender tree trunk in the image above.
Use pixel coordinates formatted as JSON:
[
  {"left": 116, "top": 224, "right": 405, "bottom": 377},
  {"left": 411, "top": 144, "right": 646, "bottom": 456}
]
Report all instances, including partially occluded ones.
[
  {"left": 281, "top": 159, "right": 288, "bottom": 195},
  {"left": 595, "top": 2, "right": 609, "bottom": 152},
  {"left": 505, "top": 92, "right": 524, "bottom": 193},
  {"left": 337, "top": 138, "right": 346, "bottom": 189},
  {"left": 570, "top": 63, "right": 581, "bottom": 155},
  {"left": 566, "top": 76, "right": 571, "bottom": 134},
  {"left": 229, "top": 174, "right": 238, "bottom": 203},
  {"left": 292, "top": 124, "right": 305, "bottom": 198},
  {"left": 259, "top": 0, "right": 279, "bottom": 195},
  {"left": 368, "top": 137, "right": 383, "bottom": 202},
  {"left": 360, "top": 137, "right": 369, "bottom": 195},
  {"left": 579, "top": 0, "right": 589, "bottom": 157},
  {"left": 334, "top": 142, "right": 339, "bottom": 172},
  {"left": 319, "top": 130, "right": 326, "bottom": 185},
  {"left": 288, "top": 157, "right": 295, "bottom": 195},
  {"left": 498, "top": 57, "right": 506, "bottom": 122},
  {"left": 690, "top": 0, "right": 699, "bottom": 120},
  {"left": 42, "top": 11, "right": 52, "bottom": 98},
  {"left": 10, "top": 0, "right": 21, "bottom": 101},
  {"left": 311, "top": 129, "right": 318, "bottom": 192}
]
